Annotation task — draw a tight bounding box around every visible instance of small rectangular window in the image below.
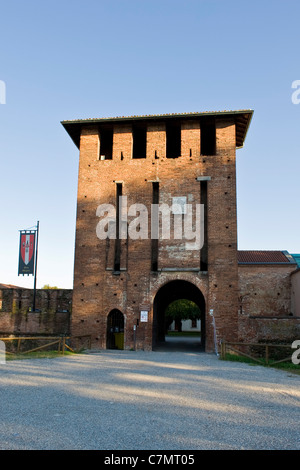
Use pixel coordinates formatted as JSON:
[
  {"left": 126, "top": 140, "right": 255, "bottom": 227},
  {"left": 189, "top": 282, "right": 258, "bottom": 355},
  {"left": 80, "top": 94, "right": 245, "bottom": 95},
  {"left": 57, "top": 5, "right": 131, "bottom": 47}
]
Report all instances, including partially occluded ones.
[
  {"left": 201, "top": 119, "right": 216, "bottom": 156},
  {"left": 166, "top": 122, "right": 181, "bottom": 158},
  {"left": 99, "top": 128, "right": 113, "bottom": 160},
  {"left": 132, "top": 125, "right": 146, "bottom": 158}
]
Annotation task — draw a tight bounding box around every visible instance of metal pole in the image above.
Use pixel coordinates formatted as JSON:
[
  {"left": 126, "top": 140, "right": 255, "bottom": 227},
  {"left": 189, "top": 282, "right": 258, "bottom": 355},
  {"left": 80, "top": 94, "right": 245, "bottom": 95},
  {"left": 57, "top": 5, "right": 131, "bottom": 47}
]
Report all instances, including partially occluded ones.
[
  {"left": 210, "top": 309, "right": 219, "bottom": 357},
  {"left": 32, "top": 221, "right": 39, "bottom": 312},
  {"left": 133, "top": 325, "right": 136, "bottom": 351}
]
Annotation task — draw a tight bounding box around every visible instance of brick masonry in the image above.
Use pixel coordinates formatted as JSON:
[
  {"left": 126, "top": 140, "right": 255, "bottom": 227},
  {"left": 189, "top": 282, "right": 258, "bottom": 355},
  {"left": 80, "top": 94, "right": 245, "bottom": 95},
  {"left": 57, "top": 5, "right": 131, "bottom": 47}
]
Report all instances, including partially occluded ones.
[
  {"left": 0, "top": 288, "right": 72, "bottom": 335},
  {"left": 63, "top": 111, "right": 250, "bottom": 352},
  {"left": 60, "top": 111, "right": 300, "bottom": 351},
  {"left": 238, "top": 264, "right": 300, "bottom": 343}
]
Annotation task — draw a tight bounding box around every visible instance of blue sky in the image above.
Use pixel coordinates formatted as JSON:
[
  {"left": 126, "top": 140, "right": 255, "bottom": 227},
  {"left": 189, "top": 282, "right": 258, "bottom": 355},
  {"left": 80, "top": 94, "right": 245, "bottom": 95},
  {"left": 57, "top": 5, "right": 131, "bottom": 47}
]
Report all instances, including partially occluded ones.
[{"left": 0, "top": 0, "right": 299, "bottom": 289}]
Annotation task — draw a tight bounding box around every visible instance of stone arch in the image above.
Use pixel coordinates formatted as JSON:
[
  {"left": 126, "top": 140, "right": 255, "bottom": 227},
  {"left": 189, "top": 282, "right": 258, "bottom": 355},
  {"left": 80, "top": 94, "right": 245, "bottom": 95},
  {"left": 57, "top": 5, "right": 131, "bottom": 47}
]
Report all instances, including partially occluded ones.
[
  {"left": 106, "top": 309, "right": 124, "bottom": 349},
  {"left": 152, "top": 279, "right": 206, "bottom": 350}
]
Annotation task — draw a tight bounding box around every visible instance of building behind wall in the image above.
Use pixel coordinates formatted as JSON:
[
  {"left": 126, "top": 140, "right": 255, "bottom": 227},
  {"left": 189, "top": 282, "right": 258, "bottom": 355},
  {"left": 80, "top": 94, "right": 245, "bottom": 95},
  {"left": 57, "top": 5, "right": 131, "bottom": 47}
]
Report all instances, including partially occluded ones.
[
  {"left": 291, "top": 254, "right": 300, "bottom": 318},
  {"left": 237, "top": 251, "right": 300, "bottom": 343},
  {"left": 62, "top": 109, "right": 254, "bottom": 352}
]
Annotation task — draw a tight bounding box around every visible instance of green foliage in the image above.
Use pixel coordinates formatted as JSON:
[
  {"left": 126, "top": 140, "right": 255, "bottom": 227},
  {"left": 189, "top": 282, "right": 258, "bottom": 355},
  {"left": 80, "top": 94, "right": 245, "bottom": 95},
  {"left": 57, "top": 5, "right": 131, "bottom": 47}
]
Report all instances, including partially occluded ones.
[
  {"left": 165, "top": 299, "right": 201, "bottom": 321},
  {"left": 41, "top": 284, "right": 58, "bottom": 289}
]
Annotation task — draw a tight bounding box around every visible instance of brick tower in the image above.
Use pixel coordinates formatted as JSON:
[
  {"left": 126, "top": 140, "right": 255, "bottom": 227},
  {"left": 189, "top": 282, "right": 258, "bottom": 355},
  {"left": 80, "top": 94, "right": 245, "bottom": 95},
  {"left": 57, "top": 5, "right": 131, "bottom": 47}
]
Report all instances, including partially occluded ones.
[{"left": 62, "top": 110, "right": 253, "bottom": 351}]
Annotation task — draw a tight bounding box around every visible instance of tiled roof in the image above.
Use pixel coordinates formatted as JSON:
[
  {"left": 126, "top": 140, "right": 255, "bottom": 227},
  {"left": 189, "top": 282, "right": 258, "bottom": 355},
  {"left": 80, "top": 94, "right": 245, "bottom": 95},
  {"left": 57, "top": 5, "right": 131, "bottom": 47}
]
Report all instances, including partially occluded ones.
[{"left": 238, "top": 251, "right": 296, "bottom": 264}]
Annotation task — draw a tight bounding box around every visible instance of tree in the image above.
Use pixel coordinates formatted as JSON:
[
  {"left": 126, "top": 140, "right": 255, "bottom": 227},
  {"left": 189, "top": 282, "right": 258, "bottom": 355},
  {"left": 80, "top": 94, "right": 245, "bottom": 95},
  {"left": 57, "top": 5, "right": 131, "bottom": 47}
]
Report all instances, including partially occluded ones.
[
  {"left": 41, "top": 284, "right": 58, "bottom": 289},
  {"left": 165, "top": 299, "right": 201, "bottom": 321},
  {"left": 164, "top": 299, "right": 201, "bottom": 331}
]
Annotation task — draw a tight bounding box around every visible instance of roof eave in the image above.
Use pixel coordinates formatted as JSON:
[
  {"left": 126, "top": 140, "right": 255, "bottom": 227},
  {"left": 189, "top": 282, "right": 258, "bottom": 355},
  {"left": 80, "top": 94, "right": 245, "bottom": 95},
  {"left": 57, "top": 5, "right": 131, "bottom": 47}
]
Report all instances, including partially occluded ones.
[
  {"left": 61, "top": 109, "right": 254, "bottom": 150},
  {"left": 238, "top": 262, "right": 297, "bottom": 266}
]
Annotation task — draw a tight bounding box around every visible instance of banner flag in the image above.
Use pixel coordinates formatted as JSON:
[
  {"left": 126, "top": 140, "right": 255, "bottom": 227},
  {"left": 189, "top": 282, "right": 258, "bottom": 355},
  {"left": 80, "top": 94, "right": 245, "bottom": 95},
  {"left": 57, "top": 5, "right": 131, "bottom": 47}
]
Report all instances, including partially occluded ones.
[{"left": 18, "top": 231, "right": 36, "bottom": 275}]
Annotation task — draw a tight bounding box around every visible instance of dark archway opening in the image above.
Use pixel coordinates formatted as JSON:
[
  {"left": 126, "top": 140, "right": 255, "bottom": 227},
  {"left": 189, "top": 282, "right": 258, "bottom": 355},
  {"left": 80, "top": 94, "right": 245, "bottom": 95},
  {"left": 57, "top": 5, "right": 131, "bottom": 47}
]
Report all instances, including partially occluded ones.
[
  {"left": 106, "top": 309, "right": 124, "bottom": 350},
  {"left": 153, "top": 280, "right": 205, "bottom": 352}
]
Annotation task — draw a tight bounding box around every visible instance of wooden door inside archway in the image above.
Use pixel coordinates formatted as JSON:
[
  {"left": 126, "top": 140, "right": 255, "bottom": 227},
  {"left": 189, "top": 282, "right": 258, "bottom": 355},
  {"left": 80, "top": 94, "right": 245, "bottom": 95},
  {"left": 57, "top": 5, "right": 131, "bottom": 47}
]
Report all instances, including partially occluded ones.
[{"left": 106, "top": 309, "right": 124, "bottom": 349}]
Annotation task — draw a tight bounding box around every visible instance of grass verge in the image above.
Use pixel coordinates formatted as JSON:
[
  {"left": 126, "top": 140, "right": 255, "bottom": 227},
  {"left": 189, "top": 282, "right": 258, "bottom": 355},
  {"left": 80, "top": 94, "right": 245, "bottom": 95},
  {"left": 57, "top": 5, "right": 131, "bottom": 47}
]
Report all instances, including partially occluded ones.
[
  {"left": 5, "top": 350, "right": 77, "bottom": 361},
  {"left": 222, "top": 352, "right": 300, "bottom": 375}
]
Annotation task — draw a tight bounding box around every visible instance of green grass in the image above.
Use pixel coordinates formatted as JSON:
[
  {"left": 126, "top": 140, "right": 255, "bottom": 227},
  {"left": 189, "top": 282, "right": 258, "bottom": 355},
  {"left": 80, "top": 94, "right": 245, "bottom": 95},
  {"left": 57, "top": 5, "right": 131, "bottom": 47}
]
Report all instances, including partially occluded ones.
[
  {"left": 222, "top": 352, "right": 300, "bottom": 374},
  {"left": 5, "top": 350, "right": 76, "bottom": 361}
]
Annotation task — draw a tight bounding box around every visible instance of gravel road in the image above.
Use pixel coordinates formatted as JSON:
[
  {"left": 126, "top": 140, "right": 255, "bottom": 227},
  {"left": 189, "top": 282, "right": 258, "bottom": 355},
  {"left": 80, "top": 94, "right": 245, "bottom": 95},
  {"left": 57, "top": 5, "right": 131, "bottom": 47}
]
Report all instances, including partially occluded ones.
[{"left": 0, "top": 343, "right": 299, "bottom": 450}]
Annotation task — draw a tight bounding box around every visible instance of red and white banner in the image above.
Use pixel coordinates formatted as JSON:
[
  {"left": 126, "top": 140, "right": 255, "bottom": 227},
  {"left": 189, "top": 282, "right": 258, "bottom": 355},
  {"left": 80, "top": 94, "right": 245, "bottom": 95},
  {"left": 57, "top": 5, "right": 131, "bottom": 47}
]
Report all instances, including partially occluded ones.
[{"left": 18, "top": 232, "right": 36, "bottom": 275}]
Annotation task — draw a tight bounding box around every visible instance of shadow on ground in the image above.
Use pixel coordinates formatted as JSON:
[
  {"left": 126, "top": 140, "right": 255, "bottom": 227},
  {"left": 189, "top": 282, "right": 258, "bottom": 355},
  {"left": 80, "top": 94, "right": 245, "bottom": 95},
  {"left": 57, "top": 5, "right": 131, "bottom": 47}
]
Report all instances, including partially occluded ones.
[{"left": 153, "top": 335, "right": 203, "bottom": 352}]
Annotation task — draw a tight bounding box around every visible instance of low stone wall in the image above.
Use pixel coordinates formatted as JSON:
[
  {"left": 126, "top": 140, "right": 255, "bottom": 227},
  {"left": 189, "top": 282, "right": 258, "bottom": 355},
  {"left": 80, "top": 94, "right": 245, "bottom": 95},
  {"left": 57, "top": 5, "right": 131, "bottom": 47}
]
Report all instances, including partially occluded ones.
[
  {"left": 237, "top": 264, "right": 300, "bottom": 344},
  {"left": 0, "top": 288, "right": 72, "bottom": 336},
  {"left": 238, "top": 264, "right": 295, "bottom": 318},
  {"left": 0, "top": 288, "right": 72, "bottom": 314},
  {"left": 0, "top": 310, "right": 70, "bottom": 336},
  {"left": 291, "top": 269, "right": 300, "bottom": 317},
  {"left": 238, "top": 315, "right": 300, "bottom": 344}
]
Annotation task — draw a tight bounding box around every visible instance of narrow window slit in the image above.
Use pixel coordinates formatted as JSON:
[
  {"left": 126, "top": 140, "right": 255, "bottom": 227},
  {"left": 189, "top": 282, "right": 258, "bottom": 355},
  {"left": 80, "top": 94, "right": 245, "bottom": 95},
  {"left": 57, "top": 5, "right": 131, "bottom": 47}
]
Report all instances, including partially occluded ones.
[
  {"left": 201, "top": 118, "right": 216, "bottom": 156},
  {"left": 114, "top": 183, "right": 122, "bottom": 272},
  {"left": 166, "top": 123, "right": 181, "bottom": 158},
  {"left": 151, "top": 182, "right": 159, "bottom": 271},
  {"left": 132, "top": 125, "right": 147, "bottom": 159},
  {"left": 99, "top": 128, "right": 113, "bottom": 160}
]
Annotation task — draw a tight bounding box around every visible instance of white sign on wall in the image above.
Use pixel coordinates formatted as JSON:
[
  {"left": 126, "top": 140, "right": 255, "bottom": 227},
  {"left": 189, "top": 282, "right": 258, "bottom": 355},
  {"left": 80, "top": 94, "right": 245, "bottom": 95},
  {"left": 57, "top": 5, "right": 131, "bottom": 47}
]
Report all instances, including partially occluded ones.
[{"left": 140, "top": 310, "right": 148, "bottom": 322}]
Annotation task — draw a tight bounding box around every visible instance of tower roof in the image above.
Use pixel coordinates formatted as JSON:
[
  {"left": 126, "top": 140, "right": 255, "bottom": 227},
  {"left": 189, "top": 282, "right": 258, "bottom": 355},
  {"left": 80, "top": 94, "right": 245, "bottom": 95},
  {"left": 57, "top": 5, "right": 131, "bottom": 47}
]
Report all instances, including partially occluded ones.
[{"left": 61, "top": 109, "right": 253, "bottom": 150}]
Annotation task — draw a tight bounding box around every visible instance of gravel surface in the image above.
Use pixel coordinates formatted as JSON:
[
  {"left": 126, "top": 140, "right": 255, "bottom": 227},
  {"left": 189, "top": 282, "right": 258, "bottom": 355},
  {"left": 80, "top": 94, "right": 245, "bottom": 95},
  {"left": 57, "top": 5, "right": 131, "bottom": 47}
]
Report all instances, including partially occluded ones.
[{"left": 0, "top": 343, "right": 299, "bottom": 450}]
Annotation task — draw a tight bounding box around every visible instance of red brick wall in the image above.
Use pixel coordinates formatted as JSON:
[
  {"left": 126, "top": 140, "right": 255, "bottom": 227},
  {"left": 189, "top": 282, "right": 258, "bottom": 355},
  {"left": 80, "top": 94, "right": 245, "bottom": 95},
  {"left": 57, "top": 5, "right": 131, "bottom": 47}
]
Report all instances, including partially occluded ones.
[
  {"left": 71, "top": 116, "right": 240, "bottom": 351},
  {"left": 291, "top": 269, "right": 300, "bottom": 317},
  {"left": 238, "top": 265, "right": 294, "bottom": 318},
  {"left": 0, "top": 288, "right": 71, "bottom": 335},
  {"left": 238, "top": 264, "right": 300, "bottom": 342}
]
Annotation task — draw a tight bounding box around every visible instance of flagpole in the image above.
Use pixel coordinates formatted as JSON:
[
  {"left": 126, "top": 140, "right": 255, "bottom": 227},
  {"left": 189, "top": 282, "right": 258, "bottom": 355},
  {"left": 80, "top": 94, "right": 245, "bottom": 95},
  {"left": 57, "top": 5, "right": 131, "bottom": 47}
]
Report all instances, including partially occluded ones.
[{"left": 32, "top": 221, "right": 39, "bottom": 312}]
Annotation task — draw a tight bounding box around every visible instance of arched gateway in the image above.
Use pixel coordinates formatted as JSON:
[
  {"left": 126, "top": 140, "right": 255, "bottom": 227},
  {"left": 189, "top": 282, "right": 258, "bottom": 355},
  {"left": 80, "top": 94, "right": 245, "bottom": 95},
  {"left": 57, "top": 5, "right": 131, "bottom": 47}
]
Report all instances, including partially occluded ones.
[{"left": 152, "top": 280, "right": 206, "bottom": 351}]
